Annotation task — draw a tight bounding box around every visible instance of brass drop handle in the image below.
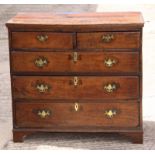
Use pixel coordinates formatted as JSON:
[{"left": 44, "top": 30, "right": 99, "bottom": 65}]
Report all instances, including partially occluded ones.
[
  {"left": 104, "top": 83, "right": 118, "bottom": 93},
  {"left": 69, "top": 76, "right": 82, "bottom": 87},
  {"left": 69, "top": 52, "right": 81, "bottom": 63},
  {"left": 34, "top": 56, "right": 48, "bottom": 68},
  {"left": 102, "top": 34, "right": 114, "bottom": 43},
  {"left": 36, "top": 82, "right": 51, "bottom": 93},
  {"left": 104, "top": 58, "right": 117, "bottom": 67},
  {"left": 37, "top": 109, "right": 51, "bottom": 118},
  {"left": 36, "top": 34, "right": 48, "bottom": 42},
  {"left": 104, "top": 109, "right": 117, "bottom": 118}
]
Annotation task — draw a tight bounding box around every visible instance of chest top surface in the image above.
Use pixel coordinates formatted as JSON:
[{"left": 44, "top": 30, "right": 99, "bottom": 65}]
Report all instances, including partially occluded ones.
[{"left": 6, "top": 12, "right": 144, "bottom": 29}]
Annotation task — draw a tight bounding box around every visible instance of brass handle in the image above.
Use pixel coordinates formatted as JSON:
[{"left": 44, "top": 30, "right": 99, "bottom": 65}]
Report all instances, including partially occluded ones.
[
  {"left": 36, "top": 82, "right": 51, "bottom": 93},
  {"left": 36, "top": 35, "right": 48, "bottom": 42},
  {"left": 34, "top": 56, "right": 48, "bottom": 68},
  {"left": 104, "top": 83, "right": 118, "bottom": 93},
  {"left": 69, "top": 52, "right": 81, "bottom": 63},
  {"left": 105, "top": 109, "right": 117, "bottom": 118},
  {"left": 102, "top": 34, "right": 114, "bottom": 43},
  {"left": 104, "top": 58, "right": 117, "bottom": 67},
  {"left": 37, "top": 109, "right": 51, "bottom": 118},
  {"left": 69, "top": 76, "right": 82, "bottom": 87}
]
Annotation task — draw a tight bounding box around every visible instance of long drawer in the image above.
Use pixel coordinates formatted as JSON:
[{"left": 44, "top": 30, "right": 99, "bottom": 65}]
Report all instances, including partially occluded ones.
[
  {"left": 11, "top": 51, "right": 139, "bottom": 74},
  {"left": 77, "top": 32, "right": 140, "bottom": 49},
  {"left": 11, "top": 32, "right": 73, "bottom": 49},
  {"left": 15, "top": 102, "right": 139, "bottom": 128},
  {"left": 12, "top": 76, "right": 139, "bottom": 100}
]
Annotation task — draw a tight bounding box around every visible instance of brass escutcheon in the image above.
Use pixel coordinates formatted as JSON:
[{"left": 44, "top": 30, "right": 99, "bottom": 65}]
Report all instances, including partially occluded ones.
[
  {"left": 69, "top": 52, "right": 81, "bottom": 63},
  {"left": 102, "top": 34, "right": 114, "bottom": 43},
  {"left": 104, "top": 58, "right": 117, "bottom": 67},
  {"left": 36, "top": 82, "right": 51, "bottom": 93},
  {"left": 37, "top": 109, "right": 51, "bottom": 118},
  {"left": 36, "top": 34, "right": 48, "bottom": 42},
  {"left": 104, "top": 83, "right": 118, "bottom": 93},
  {"left": 69, "top": 76, "right": 82, "bottom": 87},
  {"left": 104, "top": 109, "right": 117, "bottom": 118},
  {"left": 34, "top": 56, "right": 48, "bottom": 68},
  {"left": 74, "top": 102, "right": 79, "bottom": 112}
]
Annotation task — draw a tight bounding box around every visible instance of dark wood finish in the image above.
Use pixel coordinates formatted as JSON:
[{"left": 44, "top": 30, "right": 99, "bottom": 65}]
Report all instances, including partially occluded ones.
[
  {"left": 13, "top": 129, "right": 143, "bottom": 143},
  {"left": 120, "top": 131, "right": 143, "bottom": 144},
  {"left": 77, "top": 32, "right": 140, "bottom": 49},
  {"left": 11, "top": 32, "right": 73, "bottom": 49},
  {"left": 13, "top": 130, "right": 34, "bottom": 142},
  {"left": 6, "top": 12, "right": 144, "bottom": 143},
  {"left": 11, "top": 51, "right": 139, "bottom": 74},
  {"left": 6, "top": 12, "right": 144, "bottom": 31},
  {"left": 12, "top": 76, "right": 139, "bottom": 100},
  {"left": 15, "top": 102, "right": 139, "bottom": 128},
  {"left": 16, "top": 103, "right": 139, "bottom": 128}
]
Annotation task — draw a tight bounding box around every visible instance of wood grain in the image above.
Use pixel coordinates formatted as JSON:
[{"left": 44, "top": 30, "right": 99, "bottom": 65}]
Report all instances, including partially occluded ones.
[
  {"left": 6, "top": 12, "right": 144, "bottom": 28},
  {"left": 11, "top": 32, "right": 73, "bottom": 49},
  {"left": 12, "top": 76, "right": 139, "bottom": 100},
  {"left": 15, "top": 102, "right": 139, "bottom": 128},
  {"left": 77, "top": 32, "right": 140, "bottom": 49},
  {"left": 6, "top": 12, "right": 143, "bottom": 143},
  {"left": 11, "top": 51, "right": 139, "bottom": 74}
]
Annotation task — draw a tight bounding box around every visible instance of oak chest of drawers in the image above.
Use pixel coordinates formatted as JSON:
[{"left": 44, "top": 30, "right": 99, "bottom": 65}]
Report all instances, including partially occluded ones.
[{"left": 6, "top": 12, "right": 144, "bottom": 143}]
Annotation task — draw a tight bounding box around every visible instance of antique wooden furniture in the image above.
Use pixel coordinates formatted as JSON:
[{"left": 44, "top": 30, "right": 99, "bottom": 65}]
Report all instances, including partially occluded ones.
[{"left": 6, "top": 12, "right": 144, "bottom": 143}]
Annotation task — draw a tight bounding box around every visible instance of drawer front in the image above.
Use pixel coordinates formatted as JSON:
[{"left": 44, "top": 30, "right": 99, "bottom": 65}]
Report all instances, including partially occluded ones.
[
  {"left": 11, "top": 52, "right": 139, "bottom": 73},
  {"left": 12, "top": 76, "right": 139, "bottom": 100},
  {"left": 11, "top": 32, "right": 73, "bottom": 49},
  {"left": 15, "top": 102, "right": 139, "bottom": 128},
  {"left": 77, "top": 32, "right": 140, "bottom": 49}
]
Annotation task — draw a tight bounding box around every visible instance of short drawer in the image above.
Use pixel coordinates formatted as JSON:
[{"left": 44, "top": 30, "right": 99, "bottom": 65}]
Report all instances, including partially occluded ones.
[
  {"left": 12, "top": 76, "right": 139, "bottom": 100},
  {"left": 77, "top": 32, "right": 140, "bottom": 49},
  {"left": 11, "top": 32, "right": 73, "bottom": 49},
  {"left": 15, "top": 102, "right": 139, "bottom": 128},
  {"left": 11, "top": 51, "right": 139, "bottom": 74}
]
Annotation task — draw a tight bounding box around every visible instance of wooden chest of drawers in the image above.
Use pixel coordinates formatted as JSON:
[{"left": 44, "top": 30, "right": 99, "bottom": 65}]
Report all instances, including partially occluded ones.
[{"left": 6, "top": 12, "right": 144, "bottom": 143}]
